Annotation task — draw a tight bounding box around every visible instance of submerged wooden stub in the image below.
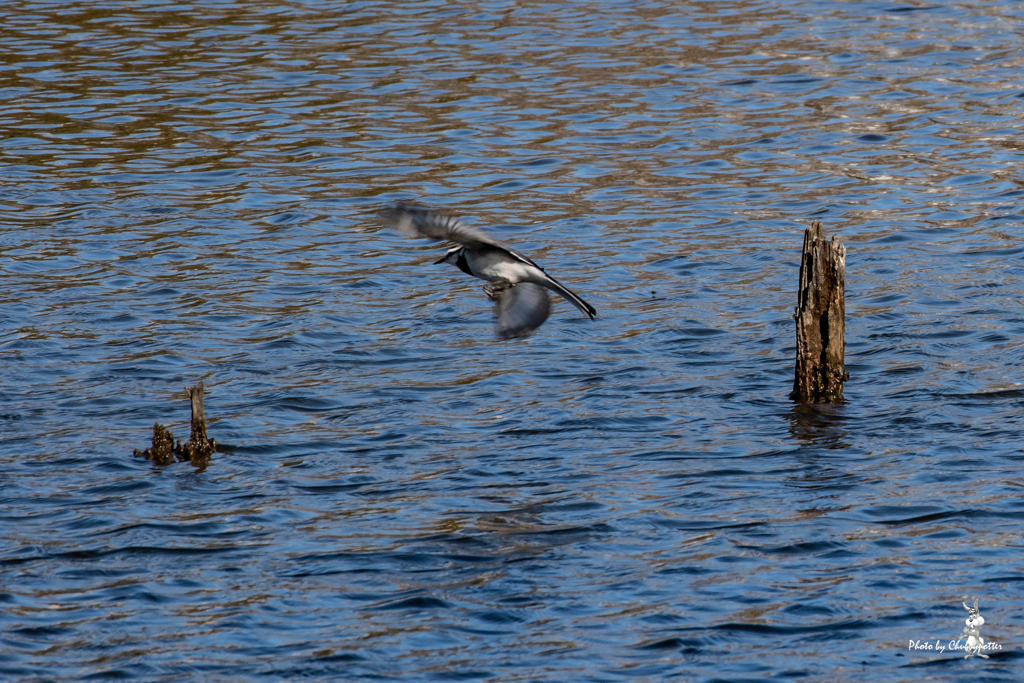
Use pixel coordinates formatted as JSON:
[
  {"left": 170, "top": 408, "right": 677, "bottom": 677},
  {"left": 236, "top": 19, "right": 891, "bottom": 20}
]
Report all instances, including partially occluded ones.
[
  {"left": 134, "top": 423, "right": 177, "bottom": 465},
  {"left": 791, "top": 221, "right": 849, "bottom": 403},
  {"left": 134, "top": 381, "right": 217, "bottom": 465}
]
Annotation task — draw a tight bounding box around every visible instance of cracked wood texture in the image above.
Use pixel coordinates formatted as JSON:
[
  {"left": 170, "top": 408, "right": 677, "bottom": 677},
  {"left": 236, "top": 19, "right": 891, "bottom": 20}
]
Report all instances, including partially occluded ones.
[
  {"left": 791, "top": 221, "right": 849, "bottom": 403},
  {"left": 179, "top": 381, "right": 216, "bottom": 461}
]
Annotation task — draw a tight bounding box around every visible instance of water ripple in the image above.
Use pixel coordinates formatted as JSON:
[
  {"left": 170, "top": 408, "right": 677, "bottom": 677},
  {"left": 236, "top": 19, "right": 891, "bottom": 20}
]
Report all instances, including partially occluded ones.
[{"left": 2, "top": 0, "right": 1024, "bottom": 681}]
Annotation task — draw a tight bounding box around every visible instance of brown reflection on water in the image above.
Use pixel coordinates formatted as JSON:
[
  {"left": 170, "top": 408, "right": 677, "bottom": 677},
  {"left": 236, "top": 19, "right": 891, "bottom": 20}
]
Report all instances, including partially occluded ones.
[{"left": 3, "top": 1, "right": 1024, "bottom": 680}]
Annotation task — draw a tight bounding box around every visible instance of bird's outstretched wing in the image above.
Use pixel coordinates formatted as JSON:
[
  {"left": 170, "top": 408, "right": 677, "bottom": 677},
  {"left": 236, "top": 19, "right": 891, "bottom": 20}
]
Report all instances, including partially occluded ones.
[
  {"left": 379, "top": 204, "right": 506, "bottom": 250},
  {"left": 493, "top": 283, "right": 551, "bottom": 339}
]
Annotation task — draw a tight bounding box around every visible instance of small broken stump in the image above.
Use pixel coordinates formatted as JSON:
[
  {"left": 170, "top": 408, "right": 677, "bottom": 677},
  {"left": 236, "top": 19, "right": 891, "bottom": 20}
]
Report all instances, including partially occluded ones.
[
  {"left": 790, "top": 221, "right": 849, "bottom": 403},
  {"left": 134, "top": 381, "right": 218, "bottom": 465},
  {"left": 135, "top": 423, "right": 176, "bottom": 465}
]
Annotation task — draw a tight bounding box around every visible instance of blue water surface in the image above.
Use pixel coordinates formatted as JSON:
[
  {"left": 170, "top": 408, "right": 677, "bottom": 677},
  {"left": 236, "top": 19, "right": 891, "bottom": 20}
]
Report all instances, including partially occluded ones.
[{"left": 2, "top": 0, "right": 1024, "bottom": 680}]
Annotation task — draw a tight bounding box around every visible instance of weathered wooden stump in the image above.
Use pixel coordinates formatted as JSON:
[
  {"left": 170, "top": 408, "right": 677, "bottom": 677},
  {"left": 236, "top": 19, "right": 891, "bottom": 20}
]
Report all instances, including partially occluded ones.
[
  {"left": 178, "top": 381, "right": 217, "bottom": 462},
  {"left": 790, "top": 221, "right": 849, "bottom": 403},
  {"left": 134, "top": 381, "right": 217, "bottom": 465}
]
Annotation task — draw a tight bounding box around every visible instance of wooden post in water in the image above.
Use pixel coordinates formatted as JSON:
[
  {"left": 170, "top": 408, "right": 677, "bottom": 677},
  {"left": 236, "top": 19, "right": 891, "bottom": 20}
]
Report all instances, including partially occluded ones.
[
  {"left": 178, "top": 381, "right": 216, "bottom": 461},
  {"left": 134, "top": 380, "right": 217, "bottom": 464},
  {"left": 791, "top": 221, "right": 849, "bottom": 403}
]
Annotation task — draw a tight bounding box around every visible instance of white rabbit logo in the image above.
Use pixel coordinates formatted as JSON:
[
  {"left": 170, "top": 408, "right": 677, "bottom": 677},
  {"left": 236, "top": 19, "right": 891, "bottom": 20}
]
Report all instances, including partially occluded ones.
[{"left": 959, "top": 598, "right": 989, "bottom": 659}]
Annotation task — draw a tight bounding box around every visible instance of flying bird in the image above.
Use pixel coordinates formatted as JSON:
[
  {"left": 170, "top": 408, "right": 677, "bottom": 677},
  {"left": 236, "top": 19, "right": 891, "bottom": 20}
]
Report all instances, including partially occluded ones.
[{"left": 379, "top": 203, "right": 596, "bottom": 339}]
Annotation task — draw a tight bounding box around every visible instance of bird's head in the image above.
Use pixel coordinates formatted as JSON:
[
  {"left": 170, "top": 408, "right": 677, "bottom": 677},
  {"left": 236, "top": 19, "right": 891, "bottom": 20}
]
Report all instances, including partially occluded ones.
[{"left": 434, "top": 247, "right": 463, "bottom": 266}]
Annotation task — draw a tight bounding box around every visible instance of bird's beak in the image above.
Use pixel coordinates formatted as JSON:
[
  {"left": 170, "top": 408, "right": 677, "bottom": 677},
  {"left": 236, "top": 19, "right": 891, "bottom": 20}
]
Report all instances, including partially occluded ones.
[{"left": 433, "top": 256, "right": 446, "bottom": 265}]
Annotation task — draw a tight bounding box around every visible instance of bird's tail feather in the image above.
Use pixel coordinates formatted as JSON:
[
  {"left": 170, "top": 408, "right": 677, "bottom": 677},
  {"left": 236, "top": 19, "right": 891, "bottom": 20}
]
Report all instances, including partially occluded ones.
[{"left": 541, "top": 276, "right": 596, "bottom": 319}]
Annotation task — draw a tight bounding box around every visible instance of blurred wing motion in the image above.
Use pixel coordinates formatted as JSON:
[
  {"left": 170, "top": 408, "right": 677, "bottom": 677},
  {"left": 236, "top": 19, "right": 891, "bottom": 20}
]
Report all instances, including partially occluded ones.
[
  {"left": 378, "top": 202, "right": 595, "bottom": 338},
  {"left": 494, "top": 283, "right": 551, "bottom": 340},
  {"left": 378, "top": 204, "right": 505, "bottom": 250}
]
